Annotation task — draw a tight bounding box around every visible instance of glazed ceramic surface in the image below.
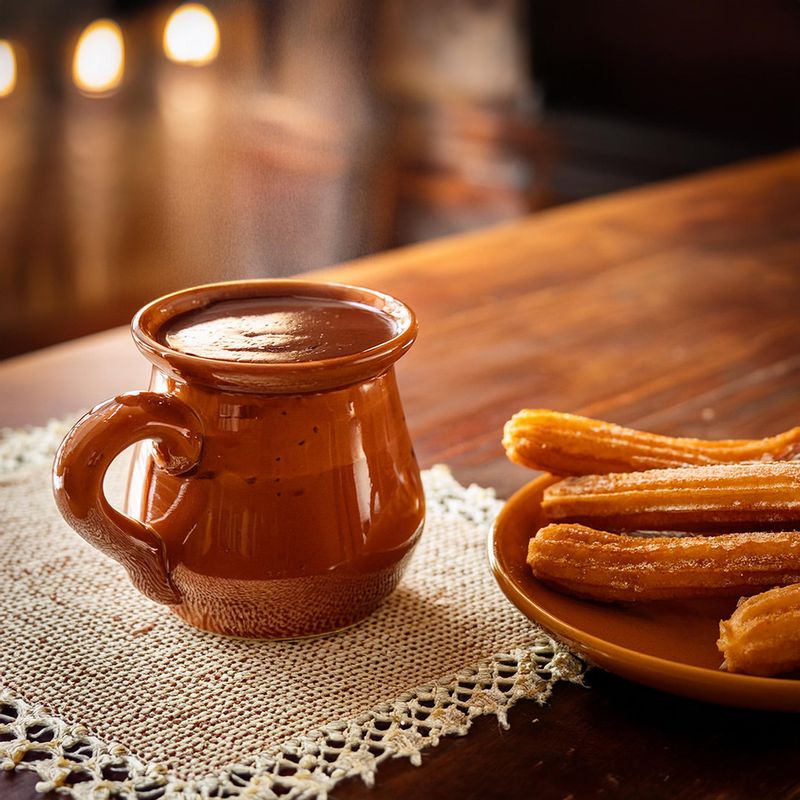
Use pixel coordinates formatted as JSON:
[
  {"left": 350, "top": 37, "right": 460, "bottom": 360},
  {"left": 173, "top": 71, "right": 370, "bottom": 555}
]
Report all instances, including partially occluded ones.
[
  {"left": 490, "top": 475, "right": 800, "bottom": 711},
  {"left": 53, "top": 280, "right": 425, "bottom": 638}
]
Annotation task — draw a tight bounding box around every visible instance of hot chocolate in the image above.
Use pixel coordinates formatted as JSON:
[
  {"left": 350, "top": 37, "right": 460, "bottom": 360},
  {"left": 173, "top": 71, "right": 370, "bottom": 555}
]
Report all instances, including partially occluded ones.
[{"left": 161, "top": 296, "right": 399, "bottom": 363}]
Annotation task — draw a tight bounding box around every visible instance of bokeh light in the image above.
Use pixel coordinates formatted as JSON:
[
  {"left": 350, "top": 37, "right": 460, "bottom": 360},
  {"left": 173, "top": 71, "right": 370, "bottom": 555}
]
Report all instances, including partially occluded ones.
[
  {"left": 0, "top": 40, "right": 17, "bottom": 98},
  {"left": 163, "top": 4, "right": 220, "bottom": 66},
  {"left": 73, "top": 20, "right": 125, "bottom": 95}
]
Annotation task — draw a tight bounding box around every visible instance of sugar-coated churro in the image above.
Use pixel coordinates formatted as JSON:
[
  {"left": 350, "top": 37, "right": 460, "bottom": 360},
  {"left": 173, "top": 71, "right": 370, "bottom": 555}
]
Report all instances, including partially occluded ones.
[
  {"left": 541, "top": 462, "right": 800, "bottom": 532},
  {"left": 718, "top": 584, "right": 800, "bottom": 676},
  {"left": 527, "top": 524, "right": 800, "bottom": 602},
  {"left": 503, "top": 410, "right": 800, "bottom": 476}
]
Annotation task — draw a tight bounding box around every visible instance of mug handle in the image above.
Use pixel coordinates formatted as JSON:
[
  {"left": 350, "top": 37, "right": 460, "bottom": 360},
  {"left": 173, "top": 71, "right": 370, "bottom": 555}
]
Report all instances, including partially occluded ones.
[{"left": 52, "top": 391, "right": 203, "bottom": 606}]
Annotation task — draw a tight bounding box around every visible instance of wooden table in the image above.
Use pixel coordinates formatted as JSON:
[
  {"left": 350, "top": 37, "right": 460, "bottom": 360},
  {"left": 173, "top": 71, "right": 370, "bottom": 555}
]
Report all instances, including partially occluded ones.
[{"left": 3, "top": 152, "right": 800, "bottom": 799}]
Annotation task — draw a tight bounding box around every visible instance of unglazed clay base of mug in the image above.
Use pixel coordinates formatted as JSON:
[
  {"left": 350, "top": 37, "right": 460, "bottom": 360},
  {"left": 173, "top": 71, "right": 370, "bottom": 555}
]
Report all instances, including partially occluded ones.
[{"left": 170, "top": 538, "right": 421, "bottom": 639}]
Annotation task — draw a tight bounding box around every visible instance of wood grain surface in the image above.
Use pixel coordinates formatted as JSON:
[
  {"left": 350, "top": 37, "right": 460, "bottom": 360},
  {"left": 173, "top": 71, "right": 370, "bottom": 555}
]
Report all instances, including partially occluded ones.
[{"left": 2, "top": 151, "right": 800, "bottom": 799}]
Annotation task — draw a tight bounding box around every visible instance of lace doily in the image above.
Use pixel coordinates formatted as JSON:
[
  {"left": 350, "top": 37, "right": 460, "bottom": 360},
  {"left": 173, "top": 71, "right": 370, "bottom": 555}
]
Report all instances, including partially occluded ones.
[{"left": 0, "top": 418, "right": 585, "bottom": 799}]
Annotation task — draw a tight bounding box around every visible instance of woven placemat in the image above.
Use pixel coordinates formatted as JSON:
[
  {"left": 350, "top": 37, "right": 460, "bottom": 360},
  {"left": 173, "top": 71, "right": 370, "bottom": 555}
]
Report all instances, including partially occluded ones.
[{"left": 0, "top": 420, "right": 584, "bottom": 798}]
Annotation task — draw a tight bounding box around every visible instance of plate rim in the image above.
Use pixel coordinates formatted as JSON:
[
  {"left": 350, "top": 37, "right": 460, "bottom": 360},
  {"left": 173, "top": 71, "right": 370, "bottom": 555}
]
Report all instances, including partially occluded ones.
[{"left": 489, "top": 474, "right": 800, "bottom": 707}]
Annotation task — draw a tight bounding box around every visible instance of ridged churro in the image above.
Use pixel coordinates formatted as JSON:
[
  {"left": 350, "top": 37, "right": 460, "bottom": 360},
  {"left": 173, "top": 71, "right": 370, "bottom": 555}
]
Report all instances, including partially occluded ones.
[
  {"left": 718, "top": 584, "right": 800, "bottom": 676},
  {"left": 503, "top": 410, "right": 800, "bottom": 476},
  {"left": 541, "top": 462, "right": 800, "bottom": 532},
  {"left": 527, "top": 524, "right": 800, "bottom": 602}
]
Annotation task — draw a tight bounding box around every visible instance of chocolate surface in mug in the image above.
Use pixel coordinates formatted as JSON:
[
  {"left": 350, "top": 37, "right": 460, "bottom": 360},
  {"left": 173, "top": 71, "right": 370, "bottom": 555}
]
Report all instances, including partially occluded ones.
[{"left": 160, "top": 295, "right": 400, "bottom": 363}]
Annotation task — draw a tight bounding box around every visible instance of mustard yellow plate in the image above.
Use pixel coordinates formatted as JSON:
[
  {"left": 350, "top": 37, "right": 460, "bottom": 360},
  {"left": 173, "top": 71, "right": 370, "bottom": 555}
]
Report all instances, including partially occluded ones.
[{"left": 489, "top": 474, "right": 800, "bottom": 711}]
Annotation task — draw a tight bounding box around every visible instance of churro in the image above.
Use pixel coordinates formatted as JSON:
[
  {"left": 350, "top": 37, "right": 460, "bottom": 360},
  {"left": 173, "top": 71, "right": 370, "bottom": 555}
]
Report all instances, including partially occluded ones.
[
  {"left": 541, "top": 462, "right": 800, "bottom": 532},
  {"left": 503, "top": 410, "right": 800, "bottom": 476},
  {"left": 718, "top": 584, "right": 800, "bottom": 676},
  {"left": 527, "top": 524, "right": 800, "bottom": 602}
]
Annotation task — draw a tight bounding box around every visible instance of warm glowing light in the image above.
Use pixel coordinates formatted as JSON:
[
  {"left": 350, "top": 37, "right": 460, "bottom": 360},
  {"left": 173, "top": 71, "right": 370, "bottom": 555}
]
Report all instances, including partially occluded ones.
[
  {"left": 0, "top": 40, "right": 16, "bottom": 98},
  {"left": 73, "top": 20, "right": 125, "bottom": 95},
  {"left": 164, "top": 4, "right": 220, "bottom": 66}
]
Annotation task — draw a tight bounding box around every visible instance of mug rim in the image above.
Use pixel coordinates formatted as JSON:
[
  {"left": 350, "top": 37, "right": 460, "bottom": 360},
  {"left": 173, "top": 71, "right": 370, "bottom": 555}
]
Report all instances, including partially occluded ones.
[{"left": 131, "top": 279, "right": 418, "bottom": 394}]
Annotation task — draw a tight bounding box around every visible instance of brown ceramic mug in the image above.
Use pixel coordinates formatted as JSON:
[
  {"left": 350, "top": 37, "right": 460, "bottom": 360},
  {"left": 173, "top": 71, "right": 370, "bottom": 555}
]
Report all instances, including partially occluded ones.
[{"left": 52, "top": 280, "right": 425, "bottom": 638}]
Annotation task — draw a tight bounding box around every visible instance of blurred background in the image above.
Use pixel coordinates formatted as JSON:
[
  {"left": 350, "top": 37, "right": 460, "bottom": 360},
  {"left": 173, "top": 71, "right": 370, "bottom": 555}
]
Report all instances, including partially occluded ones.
[{"left": 1, "top": 0, "right": 799, "bottom": 358}]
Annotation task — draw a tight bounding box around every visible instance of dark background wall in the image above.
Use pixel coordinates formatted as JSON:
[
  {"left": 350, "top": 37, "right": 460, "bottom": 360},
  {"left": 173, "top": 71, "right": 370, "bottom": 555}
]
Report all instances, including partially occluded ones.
[{"left": 531, "top": 0, "right": 800, "bottom": 199}]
